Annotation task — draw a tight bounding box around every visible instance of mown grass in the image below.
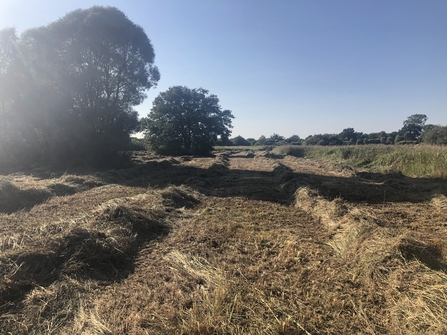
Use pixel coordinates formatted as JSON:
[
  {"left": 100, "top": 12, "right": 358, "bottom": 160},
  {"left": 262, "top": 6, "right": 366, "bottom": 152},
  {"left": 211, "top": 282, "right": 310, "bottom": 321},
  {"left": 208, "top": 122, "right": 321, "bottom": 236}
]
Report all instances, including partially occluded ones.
[
  {"left": 274, "top": 144, "right": 447, "bottom": 178},
  {"left": 2, "top": 151, "right": 447, "bottom": 334}
]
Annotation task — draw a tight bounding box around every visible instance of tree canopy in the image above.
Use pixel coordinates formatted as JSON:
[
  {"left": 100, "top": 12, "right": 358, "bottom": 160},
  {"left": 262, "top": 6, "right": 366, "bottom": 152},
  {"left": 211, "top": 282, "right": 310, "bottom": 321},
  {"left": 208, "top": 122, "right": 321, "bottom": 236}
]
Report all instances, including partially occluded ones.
[
  {"left": 421, "top": 125, "right": 447, "bottom": 145},
  {"left": 0, "top": 6, "right": 159, "bottom": 167},
  {"left": 399, "top": 114, "right": 428, "bottom": 142},
  {"left": 142, "top": 86, "right": 234, "bottom": 155}
]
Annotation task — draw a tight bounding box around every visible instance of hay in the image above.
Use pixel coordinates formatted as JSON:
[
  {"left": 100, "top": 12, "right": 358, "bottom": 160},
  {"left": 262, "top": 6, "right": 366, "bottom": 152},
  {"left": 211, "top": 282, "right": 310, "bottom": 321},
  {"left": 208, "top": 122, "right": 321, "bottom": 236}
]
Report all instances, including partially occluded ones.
[
  {"left": 160, "top": 185, "right": 202, "bottom": 209},
  {"left": 2, "top": 150, "right": 447, "bottom": 334},
  {"left": 0, "top": 180, "right": 52, "bottom": 213},
  {"left": 294, "top": 186, "right": 348, "bottom": 228}
]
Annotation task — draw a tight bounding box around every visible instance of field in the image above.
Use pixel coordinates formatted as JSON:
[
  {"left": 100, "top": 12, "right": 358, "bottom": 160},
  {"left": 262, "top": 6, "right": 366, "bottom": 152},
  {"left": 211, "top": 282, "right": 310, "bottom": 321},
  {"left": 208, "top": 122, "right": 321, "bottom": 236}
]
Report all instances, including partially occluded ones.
[{"left": 1, "top": 148, "right": 447, "bottom": 334}]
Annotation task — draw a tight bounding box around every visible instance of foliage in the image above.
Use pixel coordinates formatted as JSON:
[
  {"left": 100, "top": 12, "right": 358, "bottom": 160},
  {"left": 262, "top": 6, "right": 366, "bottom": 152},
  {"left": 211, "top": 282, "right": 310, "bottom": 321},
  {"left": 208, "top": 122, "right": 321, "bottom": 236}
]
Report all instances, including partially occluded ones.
[
  {"left": 399, "top": 114, "right": 428, "bottom": 142},
  {"left": 304, "top": 133, "right": 342, "bottom": 146},
  {"left": 285, "top": 135, "right": 302, "bottom": 145},
  {"left": 265, "top": 133, "right": 285, "bottom": 145},
  {"left": 0, "top": 6, "right": 159, "bottom": 168},
  {"left": 142, "top": 86, "right": 234, "bottom": 155},
  {"left": 232, "top": 135, "right": 251, "bottom": 146},
  {"left": 255, "top": 135, "right": 267, "bottom": 146},
  {"left": 338, "top": 128, "right": 358, "bottom": 143},
  {"left": 128, "top": 137, "right": 149, "bottom": 151},
  {"left": 421, "top": 125, "right": 447, "bottom": 145},
  {"left": 245, "top": 138, "right": 257, "bottom": 146},
  {"left": 301, "top": 118, "right": 431, "bottom": 147},
  {"left": 271, "top": 145, "right": 304, "bottom": 157},
  {"left": 302, "top": 144, "right": 447, "bottom": 178}
]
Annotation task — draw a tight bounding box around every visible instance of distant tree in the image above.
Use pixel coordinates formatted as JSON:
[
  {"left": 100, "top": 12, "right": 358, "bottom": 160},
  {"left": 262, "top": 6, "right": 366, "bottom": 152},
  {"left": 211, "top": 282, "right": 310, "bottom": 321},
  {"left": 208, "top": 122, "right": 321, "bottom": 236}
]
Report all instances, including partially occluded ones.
[
  {"left": 339, "top": 128, "right": 357, "bottom": 143},
  {"left": 398, "top": 114, "right": 428, "bottom": 142},
  {"left": 421, "top": 125, "right": 447, "bottom": 145},
  {"left": 394, "top": 134, "right": 404, "bottom": 144},
  {"left": 367, "top": 132, "right": 380, "bottom": 140},
  {"left": 255, "top": 135, "right": 267, "bottom": 146},
  {"left": 387, "top": 132, "right": 397, "bottom": 144},
  {"left": 246, "top": 138, "right": 256, "bottom": 146},
  {"left": 328, "top": 135, "right": 343, "bottom": 146},
  {"left": 232, "top": 135, "right": 251, "bottom": 146},
  {"left": 142, "top": 86, "right": 234, "bottom": 155},
  {"left": 305, "top": 134, "right": 328, "bottom": 146},
  {"left": 285, "top": 135, "right": 302, "bottom": 145},
  {"left": 265, "top": 133, "right": 285, "bottom": 145}
]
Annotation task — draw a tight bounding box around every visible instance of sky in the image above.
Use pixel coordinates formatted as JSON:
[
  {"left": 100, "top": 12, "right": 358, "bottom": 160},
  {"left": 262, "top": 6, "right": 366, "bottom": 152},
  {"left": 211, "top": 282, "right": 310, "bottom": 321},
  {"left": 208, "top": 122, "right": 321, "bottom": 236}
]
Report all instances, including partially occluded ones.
[{"left": 1, "top": 0, "right": 446, "bottom": 139}]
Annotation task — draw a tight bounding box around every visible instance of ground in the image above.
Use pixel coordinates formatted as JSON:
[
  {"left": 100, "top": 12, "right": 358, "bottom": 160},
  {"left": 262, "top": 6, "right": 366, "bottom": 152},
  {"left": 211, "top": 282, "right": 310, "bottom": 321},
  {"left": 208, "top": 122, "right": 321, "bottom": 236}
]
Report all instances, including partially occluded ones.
[{"left": 1, "top": 150, "right": 447, "bottom": 334}]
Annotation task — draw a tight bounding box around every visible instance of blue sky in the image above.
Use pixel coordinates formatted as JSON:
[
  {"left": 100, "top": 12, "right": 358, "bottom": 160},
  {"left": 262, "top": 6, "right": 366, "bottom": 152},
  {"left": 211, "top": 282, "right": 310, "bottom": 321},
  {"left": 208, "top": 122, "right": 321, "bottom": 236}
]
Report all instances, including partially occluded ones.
[{"left": 1, "top": 0, "right": 446, "bottom": 139}]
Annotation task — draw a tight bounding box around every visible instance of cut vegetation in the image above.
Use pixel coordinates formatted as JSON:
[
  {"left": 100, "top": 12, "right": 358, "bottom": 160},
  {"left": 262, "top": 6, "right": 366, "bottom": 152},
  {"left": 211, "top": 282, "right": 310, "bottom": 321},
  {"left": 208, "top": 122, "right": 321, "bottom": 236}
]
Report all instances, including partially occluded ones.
[{"left": 1, "top": 149, "right": 447, "bottom": 334}]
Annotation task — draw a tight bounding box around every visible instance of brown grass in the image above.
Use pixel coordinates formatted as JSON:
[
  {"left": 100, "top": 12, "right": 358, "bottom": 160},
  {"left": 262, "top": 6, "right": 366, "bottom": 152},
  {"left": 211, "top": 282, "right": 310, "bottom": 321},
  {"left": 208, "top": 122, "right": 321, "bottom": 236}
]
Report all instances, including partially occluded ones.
[{"left": 1, "top": 151, "right": 447, "bottom": 334}]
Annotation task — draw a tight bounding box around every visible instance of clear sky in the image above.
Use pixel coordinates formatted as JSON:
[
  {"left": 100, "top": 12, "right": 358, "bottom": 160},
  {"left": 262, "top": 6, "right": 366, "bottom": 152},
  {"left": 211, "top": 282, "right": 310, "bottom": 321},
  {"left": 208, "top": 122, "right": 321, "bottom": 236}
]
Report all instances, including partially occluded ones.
[{"left": 1, "top": 0, "right": 446, "bottom": 139}]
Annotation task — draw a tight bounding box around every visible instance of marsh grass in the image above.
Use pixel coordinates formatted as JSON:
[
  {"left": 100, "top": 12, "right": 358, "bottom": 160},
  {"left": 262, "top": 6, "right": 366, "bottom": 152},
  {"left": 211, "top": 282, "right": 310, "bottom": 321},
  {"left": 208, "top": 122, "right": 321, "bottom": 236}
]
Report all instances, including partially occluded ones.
[
  {"left": 298, "top": 145, "right": 447, "bottom": 178},
  {"left": 271, "top": 145, "right": 305, "bottom": 157},
  {"left": 213, "top": 145, "right": 267, "bottom": 152}
]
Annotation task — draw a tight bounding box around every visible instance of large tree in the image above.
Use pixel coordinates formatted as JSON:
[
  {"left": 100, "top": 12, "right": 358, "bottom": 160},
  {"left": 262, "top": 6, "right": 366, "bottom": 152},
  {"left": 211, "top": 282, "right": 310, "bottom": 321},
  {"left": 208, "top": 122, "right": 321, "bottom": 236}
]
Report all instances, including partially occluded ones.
[
  {"left": 399, "top": 114, "right": 428, "bottom": 142},
  {"left": 142, "top": 86, "right": 234, "bottom": 155},
  {"left": 1, "top": 6, "right": 159, "bottom": 166}
]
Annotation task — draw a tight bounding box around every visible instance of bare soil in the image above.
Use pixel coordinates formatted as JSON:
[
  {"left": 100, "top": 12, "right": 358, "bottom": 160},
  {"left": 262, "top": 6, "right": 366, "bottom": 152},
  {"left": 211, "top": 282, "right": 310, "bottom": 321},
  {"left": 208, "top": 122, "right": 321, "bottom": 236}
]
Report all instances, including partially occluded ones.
[{"left": 1, "top": 150, "right": 447, "bottom": 334}]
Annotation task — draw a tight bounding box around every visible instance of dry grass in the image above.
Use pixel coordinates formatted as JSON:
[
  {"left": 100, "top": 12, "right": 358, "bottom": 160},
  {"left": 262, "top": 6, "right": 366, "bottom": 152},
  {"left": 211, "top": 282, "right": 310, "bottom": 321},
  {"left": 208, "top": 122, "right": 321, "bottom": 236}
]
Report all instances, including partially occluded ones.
[{"left": 1, "top": 150, "right": 447, "bottom": 334}]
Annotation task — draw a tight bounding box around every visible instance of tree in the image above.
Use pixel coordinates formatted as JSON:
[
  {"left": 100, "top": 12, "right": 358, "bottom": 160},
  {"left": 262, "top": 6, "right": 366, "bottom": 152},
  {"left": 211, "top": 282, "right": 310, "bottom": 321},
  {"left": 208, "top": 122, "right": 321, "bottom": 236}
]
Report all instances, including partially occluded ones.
[
  {"left": 339, "top": 128, "right": 357, "bottom": 143},
  {"left": 232, "top": 135, "right": 251, "bottom": 146},
  {"left": 0, "top": 28, "right": 41, "bottom": 167},
  {"left": 305, "top": 134, "right": 330, "bottom": 146},
  {"left": 246, "top": 138, "right": 256, "bottom": 146},
  {"left": 399, "top": 114, "right": 428, "bottom": 142},
  {"left": 285, "top": 135, "right": 302, "bottom": 145},
  {"left": 14, "top": 6, "right": 159, "bottom": 165},
  {"left": 266, "top": 133, "right": 285, "bottom": 145},
  {"left": 255, "top": 135, "right": 267, "bottom": 146},
  {"left": 0, "top": 28, "right": 19, "bottom": 154},
  {"left": 421, "top": 125, "right": 447, "bottom": 145},
  {"left": 143, "top": 86, "right": 234, "bottom": 155}
]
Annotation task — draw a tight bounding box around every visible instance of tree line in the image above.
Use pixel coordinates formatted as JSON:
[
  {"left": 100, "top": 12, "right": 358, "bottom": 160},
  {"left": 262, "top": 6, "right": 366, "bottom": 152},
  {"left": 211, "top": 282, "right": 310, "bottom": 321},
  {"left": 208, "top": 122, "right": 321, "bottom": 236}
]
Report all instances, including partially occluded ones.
[{"left": 228, "top": 114, "right": 447, "bottom": 147}]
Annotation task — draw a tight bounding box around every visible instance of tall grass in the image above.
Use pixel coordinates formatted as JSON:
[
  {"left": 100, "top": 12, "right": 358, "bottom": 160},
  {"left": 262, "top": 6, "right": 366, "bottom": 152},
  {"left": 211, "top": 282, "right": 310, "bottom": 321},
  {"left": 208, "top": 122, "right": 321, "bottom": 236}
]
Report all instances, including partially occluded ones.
[
  {"left": 275, "top": 144, "right": 447, "bottom": 178},
  {"left": 214, "top": 145, "right": 267, "bottom": 152}
]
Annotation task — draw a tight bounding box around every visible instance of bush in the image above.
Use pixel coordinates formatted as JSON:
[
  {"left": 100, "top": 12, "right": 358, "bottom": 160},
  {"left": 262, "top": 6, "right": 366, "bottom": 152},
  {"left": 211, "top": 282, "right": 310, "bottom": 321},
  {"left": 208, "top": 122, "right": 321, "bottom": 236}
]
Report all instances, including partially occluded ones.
[
  {"left": 271, "top": 145, "right": 305, "bottom": 157},
  {"left": 231, "top": 136, "right": 251, "bottom": 146}
]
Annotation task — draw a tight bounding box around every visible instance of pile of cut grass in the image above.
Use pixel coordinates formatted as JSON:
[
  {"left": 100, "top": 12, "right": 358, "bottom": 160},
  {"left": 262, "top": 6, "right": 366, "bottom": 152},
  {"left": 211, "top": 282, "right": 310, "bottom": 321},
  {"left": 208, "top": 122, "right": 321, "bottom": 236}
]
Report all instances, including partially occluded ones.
[
  {"left": 0, "top": 184, "right": 202, "bottom": 334},
  {"left": 0, "top": 179, "right": 52, "bottom": 213},
  {"left": 294, "top": 186, "right": 447, "bottom": 334}
]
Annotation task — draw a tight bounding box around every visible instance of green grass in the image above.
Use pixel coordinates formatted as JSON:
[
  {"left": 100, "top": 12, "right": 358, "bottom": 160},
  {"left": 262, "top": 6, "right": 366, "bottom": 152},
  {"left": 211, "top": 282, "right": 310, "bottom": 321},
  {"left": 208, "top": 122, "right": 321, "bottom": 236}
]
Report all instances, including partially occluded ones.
[
  {"left": 213, "top": 145, "right": 267, "bottom": 151},
  {"left": 271, "top": 145, "right": 305, "bottom": 157},
  {"left": 298, "top": 145, "right": 447, "bottom": 178}
]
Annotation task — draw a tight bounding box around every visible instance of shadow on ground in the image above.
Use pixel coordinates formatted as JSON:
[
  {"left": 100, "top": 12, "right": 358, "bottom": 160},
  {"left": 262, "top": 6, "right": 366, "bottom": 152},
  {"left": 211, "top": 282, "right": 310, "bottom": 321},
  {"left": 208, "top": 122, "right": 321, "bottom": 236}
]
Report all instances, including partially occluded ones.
[
  {"left": 113, "top": 157, "right": 447, "bottom": 205},
  {"left": 3, "top": 153, "right": 447, "bottom": 215},
  {"left": 0, "top": 209, "right": 170, "bottom": 316}
]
